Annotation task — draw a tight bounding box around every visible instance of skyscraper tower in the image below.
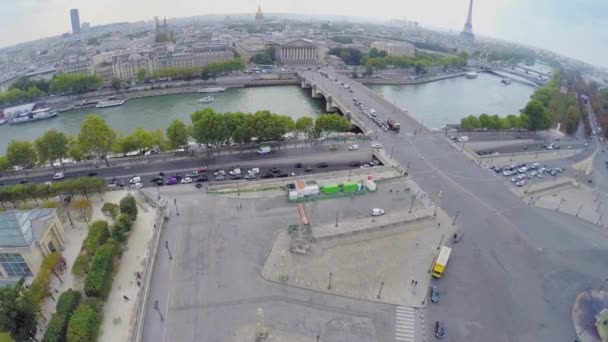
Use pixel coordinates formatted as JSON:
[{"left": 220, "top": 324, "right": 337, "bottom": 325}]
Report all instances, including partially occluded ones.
[
  {"left": 459, "top": 0, "right": 475, "bottom": 44},
  {"left": 70, "top": 9, "right": 81, "bottom": 35}
]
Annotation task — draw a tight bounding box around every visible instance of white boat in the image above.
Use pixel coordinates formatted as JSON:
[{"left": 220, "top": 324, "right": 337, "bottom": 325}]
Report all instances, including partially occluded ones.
[
  {"left": 0, "top": 118, "right": 7, "bottom": 126},
  {"left": 197, "top": 87, "right": 226, "bottom": 93},
  {"left": 95, "top": 99, "right": 125, "bottom": 108},
  {"left": 197, "top": 96, "right": 215, "bottom": 103},
  {"left": 465, "top": 72, "right": 478, "bottom": 79},
  {"left": 9, "top": 108, "right": 58, "bottom": 125}
]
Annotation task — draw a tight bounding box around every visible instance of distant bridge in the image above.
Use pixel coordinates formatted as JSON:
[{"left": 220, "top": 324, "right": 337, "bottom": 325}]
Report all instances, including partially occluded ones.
[
  {"left": 480, "top": 66, "right": 547, "bottom": 86},
  {"left": 298, "top": 70, "right": 425, "bottom": 135}
]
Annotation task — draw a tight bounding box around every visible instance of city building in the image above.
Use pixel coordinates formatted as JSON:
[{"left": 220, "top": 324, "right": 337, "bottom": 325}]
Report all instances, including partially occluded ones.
[
  {"left": 460, "top": 0, "right": 475, "bottom": 44},
  {"left": 276, "top": 39, "right": 320, "bottom": 65},
  {"left": 255, "top": 5, "right": 265, "bottom": 28},
  {"left": 370, "top": 40, "right": 416, "bottom": 57},
  {"left": 0, "top": 209, "right": 65, "bottom": 282},
  {"left": 81, "top": 22, "right": 91, "bottom": 32},
  {"left": 25, "top": 67, "right": 56, "bottom": 81},
  {"left": 235, "top": 39, "right": 268, "bottom": 64},
  {"left": 70, "top": 9, "right": 81, "bottom": 35}
]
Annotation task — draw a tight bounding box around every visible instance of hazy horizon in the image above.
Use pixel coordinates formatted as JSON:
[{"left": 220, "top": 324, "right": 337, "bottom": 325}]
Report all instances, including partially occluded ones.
[{"left": 1, "top": 0, "right": 606, "bottom": 68}]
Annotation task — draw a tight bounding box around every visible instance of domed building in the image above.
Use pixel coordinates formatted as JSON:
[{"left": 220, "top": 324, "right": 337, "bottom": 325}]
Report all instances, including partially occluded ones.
[{"left": 255, "top": 5, "right": 264, "bottom": 27}]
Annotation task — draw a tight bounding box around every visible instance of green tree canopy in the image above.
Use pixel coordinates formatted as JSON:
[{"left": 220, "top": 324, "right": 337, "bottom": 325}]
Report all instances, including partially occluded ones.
[
  {"left": 314, "top": 114, "right": 351, "bottom": 137},
  {"left": 460, "top": 115, "right": 481, "bottom": 130},
  {"left": 77, "top": 115, "right": 117, "bottom": 166},
  {"left": 50, "top": 73, "right": 102, "bottom": 95},
  {"left": 35, "top": 129, "right": 69, "bottom": 166},
  {"left": 295, "top": 117, "right": 315, "bottom": 139},
  {"left": 523, "top": 100, "right": 550, "bottom": 131},
  {"left": 0, "top": 283, "right": 37, "bottom": 341},
  {"left": 111, "top": 78, "right": 121, "bottom": 91},
  {"left": 6, "top": 140, "right": 37, "bottom": 169},
  {"left": 166, "top": 120, "right": 189, "bottom": 149}
]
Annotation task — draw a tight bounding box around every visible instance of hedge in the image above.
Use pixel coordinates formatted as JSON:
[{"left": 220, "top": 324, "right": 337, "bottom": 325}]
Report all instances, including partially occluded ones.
[
  {"left": 84, "top": 240, "right": 119, "bottom": 299},
  {"left": 56, "top": 289, "right": 81, "bottom": 316},
  {"left": 119, "top": 195, "right": 137, "bottom": 221},
  {"left": 81, "top": 221, "right": 110, "bottom": 255},
  {"left": 26, "top": 252, "right": 61, "bottom": 313},
  {"left": 112, "top": 214, "right": 132, "bottom": 242},
  {"left": 42, "top": 313, "right": 67, "bottom": 342},
  {"left": 66, "top": 299, "right": 102, "bottom": 342},
  {"left": 42, "top": 289, "right": 81, "bottom": 342}
]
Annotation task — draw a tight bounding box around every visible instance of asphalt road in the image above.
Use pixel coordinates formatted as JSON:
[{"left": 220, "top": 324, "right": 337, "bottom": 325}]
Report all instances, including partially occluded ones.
[
  {"left": 311, "top": 69, "right": 608, "bottom": 341},
  {"left": 0, "top": 142, "right": 375, "bottom": 187}
]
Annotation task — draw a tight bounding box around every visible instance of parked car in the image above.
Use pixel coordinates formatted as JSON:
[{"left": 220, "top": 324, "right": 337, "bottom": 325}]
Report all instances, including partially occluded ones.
[
  {"left": 214, "top": 170, "right": 226, "bottom": 176},
  {"left": 151, "top": 176, "right": 164, "bottom": 182},
  {"left": 197, "top": 166, "right": 209, "bottom": 173},
  {"left": 181, "top": 177, "right": 193, "bottom": 184},
  {"left": 215, "top": 175, "right": 225, "bottom": 181},
  {"left": 371, "top": 208, "right": 385, "bottom": 216},
  {"left": 305, "top": 167, "right": 313, "bottom": 172},
  {"left": 129, "top": 176, "right": 141, "bottom": 184},
  {"left": 295, "top": 163, "right": 303, "bottom": 168},
  {"left": 231, "top": 175, "right": 243, "bottom": 180},
  {"left": 196, "top": 175, "right": 208, "bottom": 182},
  {"left": 371, "top": 143, "right": 383, "bottom": 149},
  {"left": 249, "top": 168, "right": 260, "bottom": 174},
  {"left": 245, "top": 174, "right": 256, "bottom": 180},
  {"left": 348, "top": 144, "right": 359, "bottom": 151},
  {"left": 87, "top": 172, "right": 98, "bottom": 177},
  {"left": 261, "top": 173, "right": 275, "bottom": 179},
  {"left": 166, "top": 178, "right": 178, "bottom": 185},
  {"left": 187, "top": 171, "right": 198, "bottom": 177},
  {"left": 53, "top": 172, "right": 65, "bottom": 180},
  {"left": 316, "top": 162, "right": 329, "bottom": 168},
  {"left": 349, "top": 161, "right": 361, "bottom": 167},
  {"left": 430, "top": 286, "right": 440, "bottom": 303},
  {"left": 277, "top": 173, "right": 288, "bottom": 178}
]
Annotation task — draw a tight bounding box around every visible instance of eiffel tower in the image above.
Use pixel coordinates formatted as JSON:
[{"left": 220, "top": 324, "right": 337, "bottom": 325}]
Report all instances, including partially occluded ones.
[{"left": 460, "top": 0, "right": 475, "bottom": 44}]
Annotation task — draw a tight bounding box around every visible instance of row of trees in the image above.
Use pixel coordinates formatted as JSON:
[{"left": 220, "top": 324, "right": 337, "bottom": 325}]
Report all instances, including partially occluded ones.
[
  {"left": 528, "top": 70, "right": 581, "bottom": 133},
  {"left": 0, "top": 73, "right": 102, "bottom": 106},
  {"left": 461, "top": 113, "right": 530, "bottom": 131},
  {"left": 1, "top": 109, "right": 352, "bottom": 172},
  {"left": 43, "top": 289, "right": 82, "bottom": 342},
  {"left": 138, "top": 58, "right": 245, "bottom": 83},
  {"left": 363, "top": 52, "right": 468, "bottom": 76},
  {"left": 0, "top": 177, "right": 105, "bottom": 208},
  {"left": 189, "top": 108, "right": 351, "bottom": 147}
]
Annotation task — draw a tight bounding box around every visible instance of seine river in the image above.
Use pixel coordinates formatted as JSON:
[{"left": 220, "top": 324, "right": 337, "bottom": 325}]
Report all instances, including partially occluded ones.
[{"left": 0, "top": 74, "right": 534, "bottom": 152}]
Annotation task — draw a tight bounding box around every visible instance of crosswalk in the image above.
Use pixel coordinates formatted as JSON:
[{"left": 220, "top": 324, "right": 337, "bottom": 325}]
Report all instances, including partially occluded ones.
[
  {"left": 395, "top": 306, "right": 416, "bottom": 342},
  {"left": 404, "top": 178, "right": 435, "bottom": 209}
]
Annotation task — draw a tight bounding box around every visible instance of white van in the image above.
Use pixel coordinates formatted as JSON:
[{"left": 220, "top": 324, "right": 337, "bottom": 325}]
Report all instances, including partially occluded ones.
[
  {"left": 130, "top": 176, "right": 141, "bottom": 184},
  {"left": 257, "top": 146, "right": 271, "bottom": 154}
]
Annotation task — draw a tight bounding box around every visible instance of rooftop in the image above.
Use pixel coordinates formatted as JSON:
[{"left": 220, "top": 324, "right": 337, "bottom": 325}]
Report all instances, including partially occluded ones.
[{"left": 0, "top": 209, "right": 55, "bottom": 248}]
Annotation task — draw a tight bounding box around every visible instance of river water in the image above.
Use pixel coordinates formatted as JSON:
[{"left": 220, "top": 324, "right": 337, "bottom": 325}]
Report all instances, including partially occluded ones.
[
  {"left": 0, "top": 73, "right": 534, "bottom": 153},
  {"left": 368, "top": 73, "right": 534, "bottom": 129}
]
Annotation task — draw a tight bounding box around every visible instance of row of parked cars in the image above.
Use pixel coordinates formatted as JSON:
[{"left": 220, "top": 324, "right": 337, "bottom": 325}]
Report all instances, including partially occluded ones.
[{"left": 491, "top": 162, "right": 565, "bottom": 187}]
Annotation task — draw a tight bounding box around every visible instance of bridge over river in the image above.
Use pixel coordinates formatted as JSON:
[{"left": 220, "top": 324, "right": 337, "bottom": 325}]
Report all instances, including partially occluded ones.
[{"left": 298, "top": 69, "right": 428, "bottom": 136}]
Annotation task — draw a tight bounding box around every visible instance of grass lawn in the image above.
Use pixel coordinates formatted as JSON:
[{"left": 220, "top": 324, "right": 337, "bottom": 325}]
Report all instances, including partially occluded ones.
[{"left": 0, "top": 333, "right": 13, "bottom": 342}]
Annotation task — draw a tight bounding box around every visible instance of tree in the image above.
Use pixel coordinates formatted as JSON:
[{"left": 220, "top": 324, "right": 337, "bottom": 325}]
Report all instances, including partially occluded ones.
[
  {"left": 71, "top": 198, "right": 92, "bottom": 224},
  {"left": 0, "top": 156, "right": 9, "bottom": 174},
  {"left": 506, "top": 114, "right": 521, "bottom": 129},
  {"left": 166, "top": 120, "right": 189, "bottom": 149},
  {"left": 136, "top": 68, "right": 147, "bottom": 82},
  {"left": 314, "top": 114, "right": 351, "bottom": 137},
  {"left": 78, "top": 115, "right": 117, "bottom": 167},
  {"left": 295, "top": 117, "right": 315, "bottom": 140},
  {"left": 111, "top": 77, "right": 121, "bottom": 91},
  {"left": 101, "top": 203, "right": 119, "bottom": 222},
  {"left": 0, "top": 283, "right": 37, "bottom": 341},
  {"left": 119, "top": 195, "right": 138, "bottom": 221},
  {"left": 523, "top": 100, "right": 549, "bottom": 131},
  {"left": 6, "top": 140, "right": 37, "bottom": 170},
  {"left": 35, "top": 130, "right": 69, "bottom": 167},
  {"left": 50, "top": 73, "right": 102, "bottom": 95},
  {"left": 191, "top": 109, "right": 227, "bottom": 148},
  {"left": 460, "top": 115, "right": 481, "bottom": 130}
]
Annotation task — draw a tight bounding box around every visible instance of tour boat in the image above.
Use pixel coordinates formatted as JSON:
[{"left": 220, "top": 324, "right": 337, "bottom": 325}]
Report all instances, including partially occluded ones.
[
  {"left": 465, "top": 72, "right": 478, "bottom": 79},
  {"left": 197, "top": 96, "right": 215, "bottom": 103},
  {"left": 9, "top": 108, "right": 58, "bottom": 125},
  {"left": 95, "top": 98, "right": 126, "bottom": 108}
]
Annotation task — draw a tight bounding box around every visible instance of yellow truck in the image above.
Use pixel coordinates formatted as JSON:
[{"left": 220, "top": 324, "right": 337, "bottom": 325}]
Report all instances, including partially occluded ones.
[{"left": 432, "top": 246, "right": 452, "bottom": 278}]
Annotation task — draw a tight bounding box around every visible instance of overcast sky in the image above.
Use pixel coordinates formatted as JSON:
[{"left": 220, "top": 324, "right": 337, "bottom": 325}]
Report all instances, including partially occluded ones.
[{"left": 1, "top": 0, "right": 606, "bottom": 67}]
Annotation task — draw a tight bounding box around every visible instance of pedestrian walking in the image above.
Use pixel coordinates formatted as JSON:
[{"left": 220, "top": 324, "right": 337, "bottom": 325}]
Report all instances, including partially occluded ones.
[
  {"left": 137, "top": 281, "right": 141, "bottom": 287},
  {"left": 123, "top": 295, "right": 130, "bottom": 301},
  {"left": 415, "top": 281, "right": 418, "bottom": 286}
]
